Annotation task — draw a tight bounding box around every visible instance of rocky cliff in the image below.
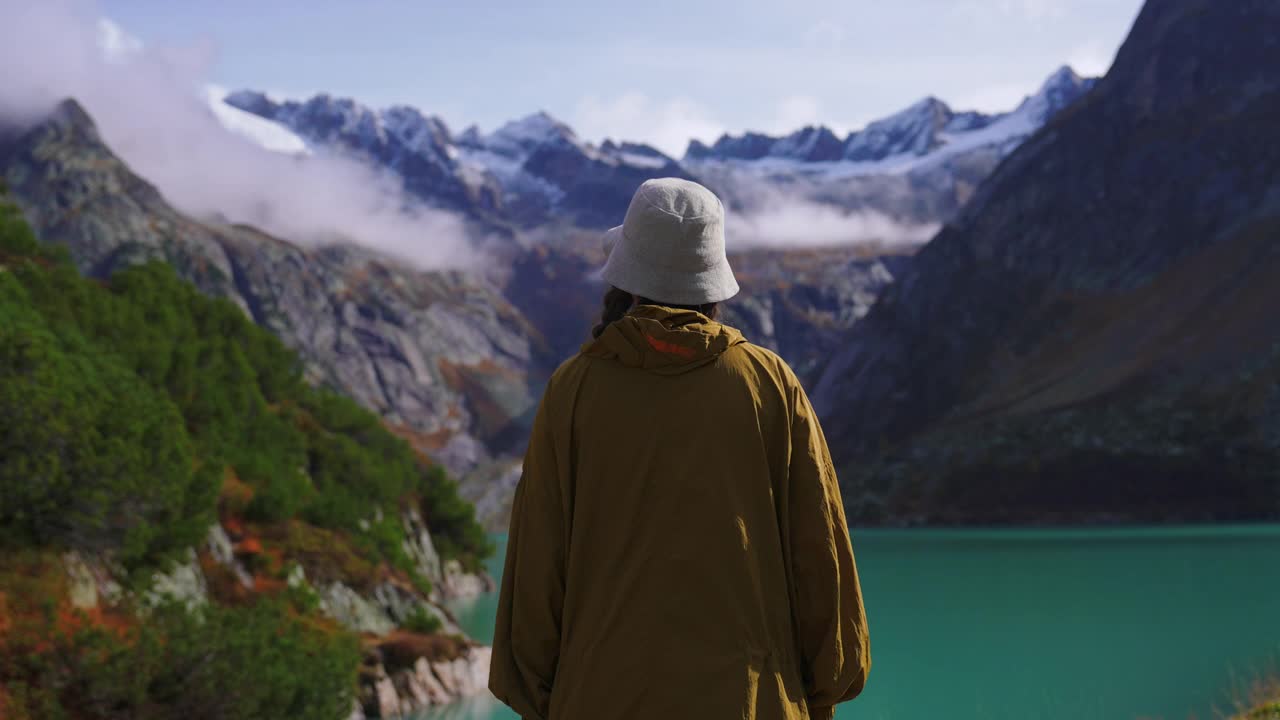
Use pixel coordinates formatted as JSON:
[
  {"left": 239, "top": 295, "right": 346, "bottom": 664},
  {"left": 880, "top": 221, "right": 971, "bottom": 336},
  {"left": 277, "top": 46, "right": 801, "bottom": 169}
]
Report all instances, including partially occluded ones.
[{"left": 813, "top": 0, "right": 1280, "bottom": 525}]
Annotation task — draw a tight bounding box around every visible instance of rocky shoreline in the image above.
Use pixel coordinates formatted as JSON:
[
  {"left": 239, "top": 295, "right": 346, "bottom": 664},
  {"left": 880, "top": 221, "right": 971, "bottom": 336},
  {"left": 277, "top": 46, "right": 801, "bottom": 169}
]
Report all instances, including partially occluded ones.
[{"left": 352, "top": 639, "right": 493, "bottom": 719}]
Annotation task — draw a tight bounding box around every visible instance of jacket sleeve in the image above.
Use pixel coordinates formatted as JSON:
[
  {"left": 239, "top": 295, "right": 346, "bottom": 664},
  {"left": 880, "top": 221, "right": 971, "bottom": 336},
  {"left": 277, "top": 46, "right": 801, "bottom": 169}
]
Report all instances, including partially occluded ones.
[
  {"left": 488, "top": 388, "right": 568, "bottom": 720},
  {"left": 787, "top": 378, "right": 871, "bottom": 719}
]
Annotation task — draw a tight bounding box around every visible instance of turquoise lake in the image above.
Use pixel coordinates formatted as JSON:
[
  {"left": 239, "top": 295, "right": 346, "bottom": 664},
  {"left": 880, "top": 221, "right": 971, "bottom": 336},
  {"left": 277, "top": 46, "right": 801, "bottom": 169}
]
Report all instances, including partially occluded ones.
[{"left": 417, "top": 526, "right": 1280, "bottom": 720}]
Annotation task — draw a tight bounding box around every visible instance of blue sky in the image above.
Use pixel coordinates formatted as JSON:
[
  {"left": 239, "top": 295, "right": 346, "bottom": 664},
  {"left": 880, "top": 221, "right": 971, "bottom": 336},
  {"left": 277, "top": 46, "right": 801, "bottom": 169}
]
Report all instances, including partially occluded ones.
[{"left": 98, "top": 0, "right": 1144, "bottom": 155}]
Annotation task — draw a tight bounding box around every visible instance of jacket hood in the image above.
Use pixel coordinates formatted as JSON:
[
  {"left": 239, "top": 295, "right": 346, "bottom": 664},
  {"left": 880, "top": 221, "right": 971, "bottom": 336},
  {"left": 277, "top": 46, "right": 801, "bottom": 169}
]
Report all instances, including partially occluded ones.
[{"left": 580, "top": 304, "right": 747, "bottom": 375}]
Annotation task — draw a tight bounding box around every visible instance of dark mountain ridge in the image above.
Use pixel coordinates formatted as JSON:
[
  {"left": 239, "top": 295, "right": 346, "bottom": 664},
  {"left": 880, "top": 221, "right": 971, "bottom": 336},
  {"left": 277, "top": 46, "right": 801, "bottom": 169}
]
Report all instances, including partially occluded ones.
[{"left": 813, "top": 0, "right": 1280, "bottom": 525}]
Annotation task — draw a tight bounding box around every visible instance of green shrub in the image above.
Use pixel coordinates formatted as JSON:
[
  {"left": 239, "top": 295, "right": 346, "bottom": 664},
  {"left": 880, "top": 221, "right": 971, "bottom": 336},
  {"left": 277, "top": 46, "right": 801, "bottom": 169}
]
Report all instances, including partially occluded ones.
[
  {"left": 0, "top": 275, "right": 210, "bottom": 570},
  {"left": 401, "top": 605, "right": 444, "bottom": 635},
  {"left": 420, "top": 464, "right": 495, "bottom": 567},
  {"left": 0, "top": 191, "right": 496, "bottom": 719},
  {"left": 4, "top": 599, "right": 360, "bottom": 720},
  {"left": 0, "top": 199, "right": 491, "bottom": 573}
]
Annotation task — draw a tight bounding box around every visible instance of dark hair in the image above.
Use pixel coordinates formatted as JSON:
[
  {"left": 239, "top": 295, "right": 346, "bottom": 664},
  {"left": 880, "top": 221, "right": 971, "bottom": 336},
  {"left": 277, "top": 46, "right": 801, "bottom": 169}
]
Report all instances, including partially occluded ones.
[{"left": 591, "top": 286, "right": 720, "bottom": 339}]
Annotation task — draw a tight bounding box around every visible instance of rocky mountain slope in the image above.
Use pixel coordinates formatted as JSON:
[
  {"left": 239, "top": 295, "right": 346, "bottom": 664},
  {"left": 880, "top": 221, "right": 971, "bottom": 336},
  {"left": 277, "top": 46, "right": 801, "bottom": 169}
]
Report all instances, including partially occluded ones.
[
  {"left": 1, "top": 100, "right": 544, "bottom": 484},
  {"left": 0, "top": 188, "right": 498, "bottom": 719},
  {"left": 4, "top": 52, "right": 1146, "bottom": 534},
  {"left": 813, "top": 0, "right": 1280, "bottom": 525},
  {"left": 0, "top": 96, "right": 925, "bottom": 530}
]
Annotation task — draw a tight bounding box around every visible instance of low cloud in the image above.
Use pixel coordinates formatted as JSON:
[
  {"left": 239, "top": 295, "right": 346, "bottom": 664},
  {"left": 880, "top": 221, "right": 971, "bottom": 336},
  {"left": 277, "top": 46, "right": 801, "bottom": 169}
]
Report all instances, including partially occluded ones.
[
  {"left": 0, "top": 0, "right": 476, "bottom": 268},
  {"left": 729, "top": 198, "right": 938, "bottom": 249}
]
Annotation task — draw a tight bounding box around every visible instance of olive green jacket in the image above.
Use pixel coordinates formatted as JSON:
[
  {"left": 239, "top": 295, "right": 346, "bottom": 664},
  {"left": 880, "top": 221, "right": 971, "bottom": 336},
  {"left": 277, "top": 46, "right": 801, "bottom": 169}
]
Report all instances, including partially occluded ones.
[{"left": 489, "top": 304, "right": 870, "bottom": 720}]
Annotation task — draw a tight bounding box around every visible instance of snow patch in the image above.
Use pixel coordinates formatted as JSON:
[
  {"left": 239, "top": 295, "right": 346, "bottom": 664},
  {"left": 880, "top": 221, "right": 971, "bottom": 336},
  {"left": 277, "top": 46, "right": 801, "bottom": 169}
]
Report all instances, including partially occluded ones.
[
  {"left": 457, "top": 148, "right": 565, "bottom": 204},
  {"left": 481, "top": 111, "right": 576, "bottom": 160},
  {"left": 204, "top": 85, "right": 310, "bottom": 155}
]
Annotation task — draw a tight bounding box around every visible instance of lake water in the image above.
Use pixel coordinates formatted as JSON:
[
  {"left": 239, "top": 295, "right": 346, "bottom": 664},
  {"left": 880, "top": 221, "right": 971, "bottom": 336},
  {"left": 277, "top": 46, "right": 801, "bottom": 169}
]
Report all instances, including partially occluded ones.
[{"left": 417, "top": 526, "right": 1280, "bottom": 720}]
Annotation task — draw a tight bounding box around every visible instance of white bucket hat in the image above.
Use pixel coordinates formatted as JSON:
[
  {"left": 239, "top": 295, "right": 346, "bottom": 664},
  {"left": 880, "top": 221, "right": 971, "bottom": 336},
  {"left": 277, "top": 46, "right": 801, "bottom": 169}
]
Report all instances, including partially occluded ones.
[{"left": 600, "top": 177, "right": 739, "bottom": 305}]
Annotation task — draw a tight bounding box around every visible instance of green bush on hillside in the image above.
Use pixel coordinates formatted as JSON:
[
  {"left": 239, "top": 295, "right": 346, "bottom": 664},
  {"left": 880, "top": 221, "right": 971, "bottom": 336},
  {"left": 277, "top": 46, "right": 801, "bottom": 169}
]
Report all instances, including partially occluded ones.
[
  {"left": 0, "top": 176, "right": 491, "bottom": 720},
  {"left": 0, "top": 197, "right": 491, "bottom": 572},
  {"left": 401, "top": 605, "right": 444, "bottom": 635},
  {"left": 4, "top": 598, "right": 360, "bottom": 720},
  {"left": 0, "top": 274, "right": 212, "bottom": 570}
]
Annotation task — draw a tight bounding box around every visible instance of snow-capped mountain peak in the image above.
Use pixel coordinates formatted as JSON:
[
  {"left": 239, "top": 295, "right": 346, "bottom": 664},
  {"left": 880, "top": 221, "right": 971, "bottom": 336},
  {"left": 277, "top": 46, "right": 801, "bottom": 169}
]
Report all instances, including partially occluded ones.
[
  {"left": 222, "top": 89, "right": 280, "bottom": 121},
  {"left": 457, "top": 125, "right": 485, "bottom": 149},
  {"left": 213, "top": 63, "right": 1096, "bottom": 233},
  {"left": 683, "top": 65, "right": 1096, "bottom": 173},
  {"left": 685, "top": 132, "right": 777, "bottom": 162},
  {"left": 1013, "top": 65, "right": 1093, "bottom": 125},
  {"left": 841, "top": 95, "right": 956, "bottom": 162},
  {"left": 288, "top": 94, "right": 387, "bottom": 145},
  {"left": 481, "top": 111, "right": 579, "bottom": 160},
  {"left": 772, "top": 125, "right": 845, "bottom": 162},
  {"left": 381, "top": 105, "right": 455, "bottom": 162}
]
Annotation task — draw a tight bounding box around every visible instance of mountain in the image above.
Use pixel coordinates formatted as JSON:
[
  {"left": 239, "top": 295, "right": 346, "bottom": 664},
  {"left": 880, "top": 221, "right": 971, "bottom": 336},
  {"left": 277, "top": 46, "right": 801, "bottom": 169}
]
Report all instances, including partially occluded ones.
[
  {"left": 495, "top": 234, "right": 912, "bottom": 390},
  {"left": 0, "top": 99, "right": 544, "bottom": 486},
  {"left": 0, "top": 181, "right": 498, "bottom": 719},
  {"left": 462, "top": 112, "right": 695, "bottom": 229},
  {"left": 680, "top": 65, "right": 1100, "bottom": 238},
  {"left": 223, "top": 90, "right": 507, "bottom": 227},
  {"left": 222, "top": 68, "right": 1094, "bottom": 237},
  {"left": 223, "top": 95, "right": 692, "bottom": 230},
  {"left": 204, "top": 86, "right": 310, "bottom": 155},
  {"left": 812, "top": 0, "right": 1280, "bottom": 525},
  {"left": 686, "top": 67, "right": 1095, "bottom": 168},
  {"left": 2, "top": 54, "right": 1124, "bottom": 534},
  {"left": 685, "top": 67, "right": 1097, "bottom": 232},
  {"left": 2, "top": 95, "right": 924, "bottom": 530}
]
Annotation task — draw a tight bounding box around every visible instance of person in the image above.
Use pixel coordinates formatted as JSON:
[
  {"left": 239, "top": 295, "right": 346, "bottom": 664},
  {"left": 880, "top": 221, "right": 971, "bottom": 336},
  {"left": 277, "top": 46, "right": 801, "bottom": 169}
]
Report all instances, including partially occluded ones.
[{"left": 489, "top": 177, "right": 870, "bottom": 720}]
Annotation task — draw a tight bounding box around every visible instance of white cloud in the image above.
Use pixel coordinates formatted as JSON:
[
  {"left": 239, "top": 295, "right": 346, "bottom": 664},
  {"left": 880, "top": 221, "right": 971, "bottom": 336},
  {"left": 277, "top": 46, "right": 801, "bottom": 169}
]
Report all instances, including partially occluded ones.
[
  {"left": 203, "top": 86, "right": 315, "bottom": 159},
  {"left": 573, "top": 91, "right": 725, "bottom": 157},
  {"left": 730, "top": 198, "right": 938, "bottom": 249},
  {"left": 97, "top": 17, "right": 142, "bottom": 60},
  {"left": 0, "top": 0, "right": 476, "bottom": 269}
]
